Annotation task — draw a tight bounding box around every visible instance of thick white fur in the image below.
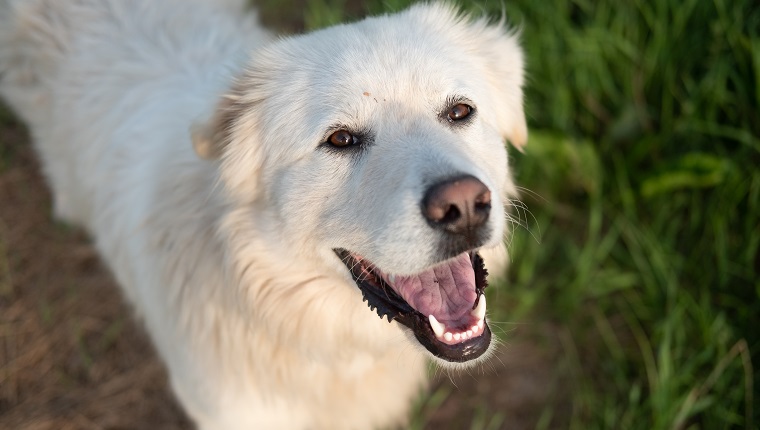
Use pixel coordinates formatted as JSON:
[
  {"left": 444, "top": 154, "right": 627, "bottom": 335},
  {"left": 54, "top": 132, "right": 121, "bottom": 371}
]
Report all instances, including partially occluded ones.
[{"left": 0, "top": 1, "right": 526, "bottom": 428}]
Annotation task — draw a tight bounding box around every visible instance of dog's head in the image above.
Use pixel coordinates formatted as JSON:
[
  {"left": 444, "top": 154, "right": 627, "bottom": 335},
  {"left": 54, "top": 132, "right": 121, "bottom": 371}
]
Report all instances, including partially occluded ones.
[{"left": 194, "top": 3, "right": 526, "bottom": 365}]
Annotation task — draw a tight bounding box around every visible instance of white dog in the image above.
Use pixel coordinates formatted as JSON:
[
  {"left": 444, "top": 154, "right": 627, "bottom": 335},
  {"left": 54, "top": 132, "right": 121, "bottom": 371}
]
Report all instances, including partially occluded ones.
[{"left": 0, "top": 0, "right": 527, "bottom": 428}]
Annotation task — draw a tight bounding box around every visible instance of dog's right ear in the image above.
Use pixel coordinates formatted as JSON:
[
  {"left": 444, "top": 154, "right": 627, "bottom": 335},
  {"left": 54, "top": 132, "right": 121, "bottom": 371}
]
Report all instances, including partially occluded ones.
[
  {"left": 193, "top": 77, "right": 269, "bottom": 201},
  {"left": 467, "top": 15, "right": 528, "bottom": 151},
  {"left": 191, "top": 95, "right": 237, "bottom": 160}
]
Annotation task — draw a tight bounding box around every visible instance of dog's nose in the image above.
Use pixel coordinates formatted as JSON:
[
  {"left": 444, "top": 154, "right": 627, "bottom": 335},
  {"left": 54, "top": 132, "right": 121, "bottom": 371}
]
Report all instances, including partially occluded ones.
[{"left": 422, "top": 175, "right": 491, "bottom": 235}]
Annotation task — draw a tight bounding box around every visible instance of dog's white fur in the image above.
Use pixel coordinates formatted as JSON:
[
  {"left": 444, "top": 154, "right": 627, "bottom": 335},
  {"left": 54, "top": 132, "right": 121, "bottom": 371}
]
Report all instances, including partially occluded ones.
[{"left": 0, "top": 0, "right": 526, "bottom": 428}]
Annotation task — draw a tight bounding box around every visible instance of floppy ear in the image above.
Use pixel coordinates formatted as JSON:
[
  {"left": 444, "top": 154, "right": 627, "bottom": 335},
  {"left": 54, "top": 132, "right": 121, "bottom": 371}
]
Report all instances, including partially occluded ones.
[
  {"left": 478, "top": 23, "right": 528, "bottom": 151},
  {"left": 191, "top": 76, "right": 269, "bottom": 202},
  {"left": 191, "top": 94, "right": 238, "bottom": 160}
]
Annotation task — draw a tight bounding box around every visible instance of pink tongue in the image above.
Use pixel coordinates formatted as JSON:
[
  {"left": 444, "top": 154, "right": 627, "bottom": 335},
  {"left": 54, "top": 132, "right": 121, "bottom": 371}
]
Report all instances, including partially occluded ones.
[{"left": 383, "top": 253, "right": 477, "bottom": 325}]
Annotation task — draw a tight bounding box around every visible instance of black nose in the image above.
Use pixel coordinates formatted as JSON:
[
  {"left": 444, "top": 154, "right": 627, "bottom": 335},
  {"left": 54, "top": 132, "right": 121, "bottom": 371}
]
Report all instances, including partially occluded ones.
[{"left": 422, "top": 175, "right": 491, "bottom": 235}]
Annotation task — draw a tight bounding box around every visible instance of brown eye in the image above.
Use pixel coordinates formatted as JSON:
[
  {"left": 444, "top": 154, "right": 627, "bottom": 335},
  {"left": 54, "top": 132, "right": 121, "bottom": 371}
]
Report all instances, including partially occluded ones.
[
  {"left": 447, "top": 103, "right": 472, "bottom": 121},
  {"left": 328, "top": 130, "right": 355, "bottom": 147}
]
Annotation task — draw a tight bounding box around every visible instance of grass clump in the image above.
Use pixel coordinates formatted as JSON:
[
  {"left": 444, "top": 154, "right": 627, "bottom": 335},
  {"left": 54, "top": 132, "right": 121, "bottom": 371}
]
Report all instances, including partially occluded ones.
[{"left": 504, "top": 1, "right": 758, "bottom": 428}]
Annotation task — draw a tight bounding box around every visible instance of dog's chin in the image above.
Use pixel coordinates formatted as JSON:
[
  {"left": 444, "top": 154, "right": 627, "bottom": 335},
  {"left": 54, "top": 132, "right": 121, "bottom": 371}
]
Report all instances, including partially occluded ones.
[
  {"left": 401, "top": 328, "right": 497, "bottom": 371},
  {"left": 334, "top": 248, "right": 492, "bottom": 363}
]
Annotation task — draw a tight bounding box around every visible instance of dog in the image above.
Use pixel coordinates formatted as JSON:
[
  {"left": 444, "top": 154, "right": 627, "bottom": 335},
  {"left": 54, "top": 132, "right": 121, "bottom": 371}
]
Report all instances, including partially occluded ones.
[{"left": 0, "top": 0, "right": 527, "bottom": 427}]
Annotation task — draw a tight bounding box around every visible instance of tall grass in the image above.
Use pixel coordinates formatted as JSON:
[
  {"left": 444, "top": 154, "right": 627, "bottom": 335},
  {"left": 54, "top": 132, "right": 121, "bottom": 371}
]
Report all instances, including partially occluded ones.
[
  {"left": 258, "top": 0, "right": 760, "bottom": 428},
  {"left": 504, "top": 1, "right": 759, "bottom": 428}
]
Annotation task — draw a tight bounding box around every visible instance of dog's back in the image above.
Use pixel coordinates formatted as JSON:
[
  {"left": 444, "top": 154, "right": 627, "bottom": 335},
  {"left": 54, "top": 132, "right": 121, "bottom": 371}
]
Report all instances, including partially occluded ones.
[
  {"left": 0, "top": 0, "right": 254, "bottom": 123},
  {"left": 0, "top": 0, "right": 266, "bottom": 226},
  {"left": 0, "top": 6, "right": 282, "bottom": 425}
]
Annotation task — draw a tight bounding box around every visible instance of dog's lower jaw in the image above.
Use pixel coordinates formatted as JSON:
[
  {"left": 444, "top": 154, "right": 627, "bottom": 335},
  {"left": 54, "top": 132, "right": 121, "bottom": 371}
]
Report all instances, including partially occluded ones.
[{"left": 335, "top": 248, "right": 494, "bottom": 363}]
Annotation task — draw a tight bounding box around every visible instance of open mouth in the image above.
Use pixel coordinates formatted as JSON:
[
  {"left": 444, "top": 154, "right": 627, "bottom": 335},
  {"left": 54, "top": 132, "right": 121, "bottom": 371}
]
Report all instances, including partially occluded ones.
[{"left": 334, "top": 249, "right": 491, "bottom": 362}]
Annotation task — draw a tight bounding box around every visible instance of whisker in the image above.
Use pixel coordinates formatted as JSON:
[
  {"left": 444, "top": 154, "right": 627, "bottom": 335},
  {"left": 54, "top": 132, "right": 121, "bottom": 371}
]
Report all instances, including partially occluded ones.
[
  {"left": 514, "top": 185, "right": 548, "bottom": 203},
  {"left": 504, "top": 199, "right": 542, "bottom": 244}
]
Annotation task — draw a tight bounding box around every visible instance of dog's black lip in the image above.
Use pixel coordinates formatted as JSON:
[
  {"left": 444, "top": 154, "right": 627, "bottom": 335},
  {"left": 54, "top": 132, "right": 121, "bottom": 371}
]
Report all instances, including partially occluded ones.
[{"left": 334, "top": 249, "right": 491, "bottom": 362}]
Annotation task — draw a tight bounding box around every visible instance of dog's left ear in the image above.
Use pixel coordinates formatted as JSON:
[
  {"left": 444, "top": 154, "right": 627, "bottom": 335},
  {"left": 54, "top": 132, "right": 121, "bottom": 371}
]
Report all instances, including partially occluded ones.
[
  {"left": 191, "top": 95, "right": 237, "bottom": 160},
  {"left": 192, "top": 76, "right": 270, "bottom": 201},
  {"left": 477, "top": 23, "right": 528, "bottom": 151}
]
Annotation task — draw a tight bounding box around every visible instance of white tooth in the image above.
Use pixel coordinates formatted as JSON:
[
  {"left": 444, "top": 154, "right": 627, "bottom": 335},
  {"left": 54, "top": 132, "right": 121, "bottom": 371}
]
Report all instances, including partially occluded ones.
[
  {"left": 467, "top": 330, "right": 473, "bottom": 338},
  {"left": 444, "top": 332, "right": 453, "bottom": 342},
  {"left": 477, "top": 320, "right": 484, "bottom": 329},
  {"left": 471, "top": 294, "right": 486, "bottom": 321},
  {"left": 428, "top": 315, "right": 445, "bottom": 338},
  {"left": 472, "top": 325, "right": 479, "bottom": 334},
  {"left": 453, "top": 333, "right": 461, "bottom": 341}
]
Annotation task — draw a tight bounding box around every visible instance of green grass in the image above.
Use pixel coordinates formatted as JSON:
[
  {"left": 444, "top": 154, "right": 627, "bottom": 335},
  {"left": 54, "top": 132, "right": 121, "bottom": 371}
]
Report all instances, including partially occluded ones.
[
  {"left": 503, "top": 1, "right": 758, "bottom": 428},
  {"left": 257, "top": 0, "right": 760, "bottom": 428}
]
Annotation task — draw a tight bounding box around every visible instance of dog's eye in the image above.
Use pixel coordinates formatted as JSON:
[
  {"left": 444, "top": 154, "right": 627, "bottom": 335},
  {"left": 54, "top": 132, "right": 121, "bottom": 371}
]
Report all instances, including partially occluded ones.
[
  {"left": 328, "top": 130, "right": 357, "bottom": 148},
  {"left": 447, "top": 104, "right": 472, "bottom": 122}
]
